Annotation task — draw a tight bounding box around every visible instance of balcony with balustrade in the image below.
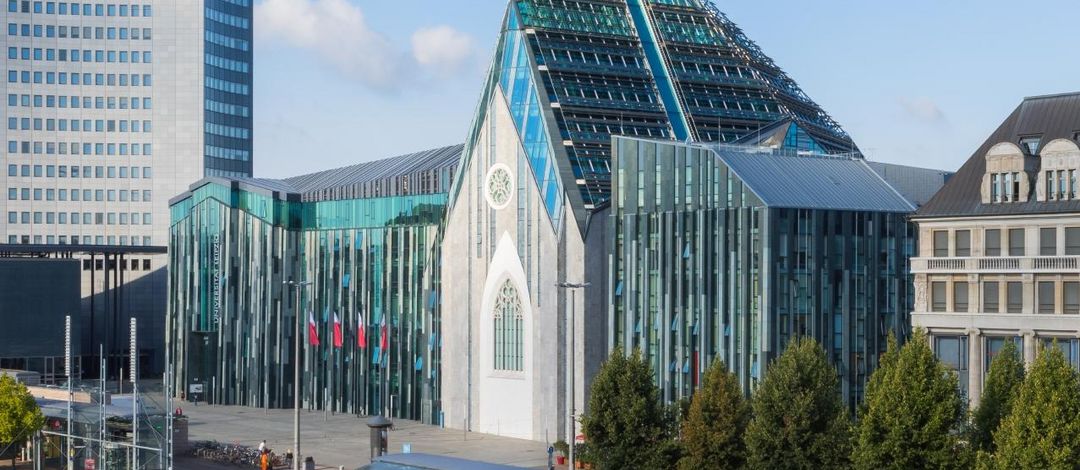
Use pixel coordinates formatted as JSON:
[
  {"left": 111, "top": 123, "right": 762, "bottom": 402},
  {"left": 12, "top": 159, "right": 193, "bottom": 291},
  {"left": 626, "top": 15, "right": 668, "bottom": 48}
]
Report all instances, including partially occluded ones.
[{"left": 912, "top": 255, "right": 1080, "bottom": 274}]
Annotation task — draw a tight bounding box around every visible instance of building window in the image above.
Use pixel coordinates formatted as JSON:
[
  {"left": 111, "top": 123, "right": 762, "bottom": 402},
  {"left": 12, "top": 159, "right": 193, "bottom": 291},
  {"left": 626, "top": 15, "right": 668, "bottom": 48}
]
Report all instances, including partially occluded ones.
[
  {"left": 933, "top": 231, "right": 949, "bottom": 257},
  {"left": 1041, "top": 228, "right": 1057, "bottom": 256},
  {"left": 1065, "top": 282, "right": 1080, "bottom": 315},
  {"left": 931, "top": 281, "right": 947, "bottom": 312},
  {"left": 935, "top": 336, "right": 969, "bottom": 398},
  {"left": 985, "top": 229, "right": 1001, "bottom": 256},
  {"left": 1038, "top": 282, "right": 1056, "bottom": 314},
  {"left": 955, "top": 230, "right": 970, "bottom": 257},
  {"left": 994, "top": 172, "right": 1023, "bottom": 203},
  {"left": 1066, "top": 228, "right": 1080, "bottom": 255},
  {"left": 1020, "top": 136, "right": 1041, "bottom": 155},
  {"left": 954, "top": 282, "right": 969, "bottom": 312},
  {"left": 985, "top": 337, "right": 1022, "bottom": 372},
  {"left": 1059, "top": 170, "right": 1068, "bottom": 200},
  {"left": 1046, "top": 171, "right": 1055, "bottom": 200},
  {"left": 1008, "top": 228, "right": 1024, "bottom": 256},
  {"left": 493, "top": 279, "right": 524, "bottom": 372},
  {"left": 1040, "top": 338, "right": 1080, "bottom": 372},
  {"left": 1007, "top": 282, "right": 1023, "bottom": 314},
  {"left": 983, "top": 282, "right": 999, "bottom": 313}
]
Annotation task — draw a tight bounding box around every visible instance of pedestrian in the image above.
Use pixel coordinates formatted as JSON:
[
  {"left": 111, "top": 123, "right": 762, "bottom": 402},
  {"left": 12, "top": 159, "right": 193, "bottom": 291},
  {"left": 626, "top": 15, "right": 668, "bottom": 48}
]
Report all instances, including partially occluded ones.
[
  {"left": 260, "top": 450, "right": 269, "bottom": 470},
  {"left": 258, "top": 440, "right": 266, "bottom": 453}
]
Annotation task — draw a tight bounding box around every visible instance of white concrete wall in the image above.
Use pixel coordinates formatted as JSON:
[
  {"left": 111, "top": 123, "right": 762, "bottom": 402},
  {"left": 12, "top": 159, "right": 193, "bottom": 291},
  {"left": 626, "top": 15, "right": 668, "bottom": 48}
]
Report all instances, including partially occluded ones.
[{"left": 442, "top": 84, "right": 586, "bottom": 441}]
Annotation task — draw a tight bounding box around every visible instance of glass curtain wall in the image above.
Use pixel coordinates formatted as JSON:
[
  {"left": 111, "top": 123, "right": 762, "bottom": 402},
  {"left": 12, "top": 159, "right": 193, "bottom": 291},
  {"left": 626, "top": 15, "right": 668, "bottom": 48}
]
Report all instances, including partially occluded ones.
[
  {"left": 168, "top": 182, "right": 443, "bottom": 422},
  {"left": 610, "top": 138, "right": 914, "bottom": 408}
]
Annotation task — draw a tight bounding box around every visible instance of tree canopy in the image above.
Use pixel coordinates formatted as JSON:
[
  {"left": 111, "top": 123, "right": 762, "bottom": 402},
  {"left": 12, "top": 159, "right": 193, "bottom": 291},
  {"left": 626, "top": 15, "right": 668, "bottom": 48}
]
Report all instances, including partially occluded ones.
[
  {"left": 0, "top": 375, "right": 44, "bottom": 451},
  {"left": 970, "top": 341, "right": 1024, "bottom": 454},
  {"left": 678, "top": 359, "right": 749, "bottom": 470},
  {"left": 989, "top": 344, "right": 1080, "bottom": 468},
  {"left": 581, "top": 348, "right": 673, "bottom": 470},
  {"left": 851, "top": 330, "right": 968, "bottom": 469},
  {"left": 745, "top": 337, "right": 850, "bottom": 469}
]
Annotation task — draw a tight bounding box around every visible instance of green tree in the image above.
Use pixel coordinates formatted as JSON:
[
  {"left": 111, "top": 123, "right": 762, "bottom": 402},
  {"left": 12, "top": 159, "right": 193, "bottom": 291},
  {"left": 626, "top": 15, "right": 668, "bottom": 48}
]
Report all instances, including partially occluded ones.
[
  {"left": 745, "top": 337, "right": 850, "bottom": 470},
  {"left": 851, "top": 330, "right": 969, "bottom": 469},
  {"left": 678, "top": 359, "right": 750, "bottom": 470},
  {"left": 0, "top": 375, "right": 45, "bottom": 468},
  {"left": 989, "top": 345, "right": 1080, "bottom": 469},
  {"left": 970, "top": 341, "right": 1024, "bottom": 453},
  {"left": 581, "top": 348, "right": 674, "bottom": 470}
]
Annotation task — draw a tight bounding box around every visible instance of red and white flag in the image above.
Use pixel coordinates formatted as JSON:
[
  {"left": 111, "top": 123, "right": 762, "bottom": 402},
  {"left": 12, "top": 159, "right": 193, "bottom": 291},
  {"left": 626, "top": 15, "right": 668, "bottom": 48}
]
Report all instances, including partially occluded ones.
[
  {"left": 357, "top": 312, "right": 367, "bottom": 349},
  {"left": 333, "top": 312, "right": 343, "bottom": 348},
  {"left": 379, "top": 314, "right": 388, "bottom": 351},
  {"left": 307, "top": 311, "right": 320, "bottom": 346}
]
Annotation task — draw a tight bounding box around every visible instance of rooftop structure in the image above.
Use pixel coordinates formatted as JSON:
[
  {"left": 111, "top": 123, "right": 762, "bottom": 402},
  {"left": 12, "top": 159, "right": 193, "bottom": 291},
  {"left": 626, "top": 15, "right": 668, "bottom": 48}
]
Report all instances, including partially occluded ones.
[
  {"left": 918, "top": 92, "right": 1080, "bottom": 217},
  {"left": 451, "top": 0, "right": 860, "bottom": 230}
]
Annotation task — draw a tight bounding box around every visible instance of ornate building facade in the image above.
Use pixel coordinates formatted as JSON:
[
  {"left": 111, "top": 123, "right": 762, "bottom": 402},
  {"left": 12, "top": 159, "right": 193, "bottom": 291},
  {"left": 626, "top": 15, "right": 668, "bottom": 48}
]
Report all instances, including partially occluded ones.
[{"left": 912, "top": 92, "right": 1080, "bottom": 407}]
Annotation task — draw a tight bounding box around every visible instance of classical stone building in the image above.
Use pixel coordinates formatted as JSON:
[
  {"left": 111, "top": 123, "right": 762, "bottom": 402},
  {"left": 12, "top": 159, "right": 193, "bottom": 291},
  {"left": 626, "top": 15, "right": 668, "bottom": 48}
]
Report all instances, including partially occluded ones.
[{"left": 912, "top": 92, "right": 1080, "bottom": 407}]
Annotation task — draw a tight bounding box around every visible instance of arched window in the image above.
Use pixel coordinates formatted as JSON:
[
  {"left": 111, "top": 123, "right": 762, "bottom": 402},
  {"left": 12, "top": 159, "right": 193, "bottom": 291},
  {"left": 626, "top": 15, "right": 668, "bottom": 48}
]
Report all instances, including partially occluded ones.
[{"left": 494, "top": 279, "right": 524, "bottom": 371}]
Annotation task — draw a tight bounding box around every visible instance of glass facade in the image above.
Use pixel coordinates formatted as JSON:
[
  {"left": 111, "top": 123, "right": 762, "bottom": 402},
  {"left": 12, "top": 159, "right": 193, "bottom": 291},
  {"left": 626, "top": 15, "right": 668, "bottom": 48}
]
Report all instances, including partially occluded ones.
[
  {"left": 203, "top": 0, "right": 253, "bottom": 176},
  {"left": 167, "top": 149, "right": 457, "bottom": 422},
  {"left": 609, "top": 137, "right": 915, "bottom": 408}
]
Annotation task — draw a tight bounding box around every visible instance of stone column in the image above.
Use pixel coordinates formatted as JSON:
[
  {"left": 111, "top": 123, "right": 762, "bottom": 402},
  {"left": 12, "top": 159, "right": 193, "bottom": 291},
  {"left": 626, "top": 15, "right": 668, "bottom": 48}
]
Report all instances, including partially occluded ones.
[
  {"left": 969, "top": 275, "right": 979, "bottom": 313},
  {"left": 1021, "top": 329, "right": 1036, "bottom": 367},
  {"left": 967, "top": 328, "right": 982, "bottom": 408},
  {"left": 1022, "top": 274, "right": 1035, "bottom": 315}
]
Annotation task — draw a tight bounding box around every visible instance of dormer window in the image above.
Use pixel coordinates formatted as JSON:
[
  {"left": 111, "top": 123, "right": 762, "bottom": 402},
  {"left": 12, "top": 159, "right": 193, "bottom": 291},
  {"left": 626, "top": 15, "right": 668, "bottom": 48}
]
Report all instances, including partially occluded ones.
[
  {"left": 1035, "top": 139, "right": 1080, "bottom": 202},
  {"left": 1045, "top": 169, "right": 1078, "bottom": 200},
  {"left": 990, "top": 172, "right": 1020, "bottom": 202},
  {"left": 1020, "top": 136, "right": 1041, "bottom": 155},
  {"left": 982, "top": 142, "right": 1032, "bottom": 204}
]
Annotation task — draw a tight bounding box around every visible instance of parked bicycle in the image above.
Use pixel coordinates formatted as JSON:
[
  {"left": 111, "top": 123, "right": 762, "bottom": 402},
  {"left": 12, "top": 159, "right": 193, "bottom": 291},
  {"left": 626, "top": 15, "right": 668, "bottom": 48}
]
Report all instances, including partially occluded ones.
[{"left": 190, "top": 440, "right": 284, "bottom": 467}]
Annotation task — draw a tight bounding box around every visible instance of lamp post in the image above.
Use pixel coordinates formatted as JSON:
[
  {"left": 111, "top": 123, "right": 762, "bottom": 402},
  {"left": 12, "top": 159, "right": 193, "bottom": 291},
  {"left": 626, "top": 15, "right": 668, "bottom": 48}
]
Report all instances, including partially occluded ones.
[
  {"left": 556, "top": 282, "right": 590, "bottom": 470},
  {"left": 284, "top": 280, "right": 312, "bottom": 470}
]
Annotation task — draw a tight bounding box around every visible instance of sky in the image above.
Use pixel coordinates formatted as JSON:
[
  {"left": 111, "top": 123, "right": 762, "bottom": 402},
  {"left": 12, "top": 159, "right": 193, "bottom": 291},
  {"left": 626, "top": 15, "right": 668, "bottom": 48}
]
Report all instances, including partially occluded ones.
[{"left": 252, "top": 0, "right": 1080, "bottom": 179}]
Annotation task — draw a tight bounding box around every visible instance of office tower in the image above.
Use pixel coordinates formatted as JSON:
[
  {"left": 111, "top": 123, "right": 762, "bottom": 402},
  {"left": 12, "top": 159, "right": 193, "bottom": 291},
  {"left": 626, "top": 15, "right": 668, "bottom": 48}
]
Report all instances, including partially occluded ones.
[
  {"left": 1, "top": 0, "right": 253, "bottom": 379},
  {"left": 1, "top": 0, "right": 253, "bottom": 247}
]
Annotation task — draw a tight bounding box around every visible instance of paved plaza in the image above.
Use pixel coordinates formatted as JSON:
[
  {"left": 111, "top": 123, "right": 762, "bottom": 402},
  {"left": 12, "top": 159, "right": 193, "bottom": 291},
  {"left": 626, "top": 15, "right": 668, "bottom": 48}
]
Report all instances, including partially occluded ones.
[{"left": 181, "top": 404, "right": 553, "bottom": 469}]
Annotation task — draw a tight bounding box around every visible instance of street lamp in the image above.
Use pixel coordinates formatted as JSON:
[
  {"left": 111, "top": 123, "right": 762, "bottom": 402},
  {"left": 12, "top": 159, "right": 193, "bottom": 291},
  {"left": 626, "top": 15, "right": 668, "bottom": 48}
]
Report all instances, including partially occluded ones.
[
  {"left": 556, "top": 281, "right": 590, "bottom": 470},
  {"left": 284, "top": 280, "right": 312, "bottom": 470}
]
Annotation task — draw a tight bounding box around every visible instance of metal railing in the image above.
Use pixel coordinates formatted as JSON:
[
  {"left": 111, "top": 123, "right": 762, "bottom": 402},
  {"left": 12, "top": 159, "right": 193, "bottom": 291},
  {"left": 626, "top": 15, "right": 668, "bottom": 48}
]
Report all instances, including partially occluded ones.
[{"left": 913, "top": 256, "right": 1080, "bottom": 273}]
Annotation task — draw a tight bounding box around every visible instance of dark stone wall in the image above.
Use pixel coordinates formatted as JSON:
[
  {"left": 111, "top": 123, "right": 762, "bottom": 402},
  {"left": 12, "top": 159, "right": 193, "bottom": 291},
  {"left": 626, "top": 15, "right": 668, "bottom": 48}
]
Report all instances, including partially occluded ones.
[{"left": 0, "top": 259, "right": 81, "bottom": 359}]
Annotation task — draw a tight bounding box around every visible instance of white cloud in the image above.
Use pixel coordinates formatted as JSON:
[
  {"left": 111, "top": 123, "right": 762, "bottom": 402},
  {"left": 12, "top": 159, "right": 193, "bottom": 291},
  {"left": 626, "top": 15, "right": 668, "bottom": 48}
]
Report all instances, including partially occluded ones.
[
  {"left": 898, "top": 96, "right": 946, "bottom": 123},
  {"left": 411, "top": 26, "right": 476, "bottom": 76},
  {"left": 255, "top": 0, "right": 407, "bottom": 90}
]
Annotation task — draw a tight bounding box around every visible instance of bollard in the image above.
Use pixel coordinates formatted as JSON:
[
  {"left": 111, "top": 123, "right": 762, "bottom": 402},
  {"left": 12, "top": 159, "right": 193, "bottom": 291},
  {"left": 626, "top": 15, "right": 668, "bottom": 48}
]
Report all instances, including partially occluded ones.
[{"left": 366, "top": 416, "right": 392, "bottom": 462}]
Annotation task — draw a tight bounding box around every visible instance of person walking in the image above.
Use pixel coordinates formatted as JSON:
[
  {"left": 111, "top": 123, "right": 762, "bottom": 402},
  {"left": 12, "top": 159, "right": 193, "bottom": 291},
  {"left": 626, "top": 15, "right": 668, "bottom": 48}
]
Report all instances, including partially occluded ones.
[{"left": 260, "top": 450, "right": 269, "bottom": 470}]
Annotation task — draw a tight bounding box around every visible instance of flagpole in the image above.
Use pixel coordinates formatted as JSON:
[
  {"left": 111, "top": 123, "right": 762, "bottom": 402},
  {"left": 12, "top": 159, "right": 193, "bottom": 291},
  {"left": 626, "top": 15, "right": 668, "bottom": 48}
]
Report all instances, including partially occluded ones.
[
  {"left": 284, "top": 279, "right": 311, "bottom": 470},
  {"left": 325, "top": 311, "right": 330, "bottom": 423}
]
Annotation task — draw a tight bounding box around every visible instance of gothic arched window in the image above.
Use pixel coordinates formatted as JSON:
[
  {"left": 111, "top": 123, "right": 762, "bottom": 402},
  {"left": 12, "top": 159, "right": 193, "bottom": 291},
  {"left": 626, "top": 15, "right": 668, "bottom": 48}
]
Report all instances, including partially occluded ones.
[{"left": 493, "top": 279, "right": 524, "bottom": 371}]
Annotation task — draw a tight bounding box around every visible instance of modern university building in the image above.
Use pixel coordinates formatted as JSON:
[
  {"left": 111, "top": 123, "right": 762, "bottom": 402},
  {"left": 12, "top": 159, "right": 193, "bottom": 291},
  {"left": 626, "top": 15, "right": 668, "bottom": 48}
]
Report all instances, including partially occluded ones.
[{"left": 168, "top": 0, "right": 948, "bottom": 441}]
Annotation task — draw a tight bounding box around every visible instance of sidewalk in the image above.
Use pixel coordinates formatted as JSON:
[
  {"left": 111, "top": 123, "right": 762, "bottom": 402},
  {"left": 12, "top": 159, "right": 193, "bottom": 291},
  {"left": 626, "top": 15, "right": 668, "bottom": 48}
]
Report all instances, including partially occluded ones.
[{"left": 182, "top": 403, "right": 552, "bottom": 469}]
